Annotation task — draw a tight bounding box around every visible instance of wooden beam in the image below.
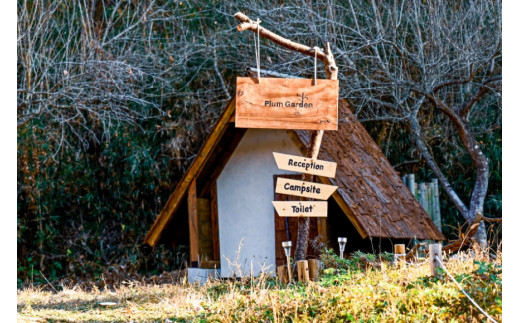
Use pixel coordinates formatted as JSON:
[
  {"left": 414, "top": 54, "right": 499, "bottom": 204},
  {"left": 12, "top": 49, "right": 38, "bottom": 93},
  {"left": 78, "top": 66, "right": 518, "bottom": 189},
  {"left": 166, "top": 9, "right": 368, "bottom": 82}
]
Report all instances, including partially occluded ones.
[
  {"left": 317, "top": 217, "right": 327, "bottom": 243},
  {"left": 144, "top": 98, "right": 236, "bottom": 247},
  {"left": 187, "top": 180, "right": 199, "bottom": 267},
  {"left": 200, "top": 260, "right": 221, "bottom": 269},
  {"left": 210, "top": 182, "right": 220, "bottom": 263},
  {"left": 197, "top": 198, "right": 213, "bottom": 262}
]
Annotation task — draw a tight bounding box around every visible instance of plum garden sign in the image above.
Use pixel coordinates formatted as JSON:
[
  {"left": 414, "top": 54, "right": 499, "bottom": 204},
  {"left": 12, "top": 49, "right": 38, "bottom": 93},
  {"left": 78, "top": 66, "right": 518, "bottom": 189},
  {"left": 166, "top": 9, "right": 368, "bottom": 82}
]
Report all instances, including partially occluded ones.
[{"left": 235, "top": 77, "right": 339, "bottom": 130}]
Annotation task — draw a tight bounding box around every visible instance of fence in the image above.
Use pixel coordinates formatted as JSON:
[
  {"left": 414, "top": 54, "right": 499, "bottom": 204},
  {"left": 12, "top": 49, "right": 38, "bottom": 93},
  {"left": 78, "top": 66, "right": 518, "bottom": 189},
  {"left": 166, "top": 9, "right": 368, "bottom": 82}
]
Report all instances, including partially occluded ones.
[{"left": 402, "top": 174, "right": 442, "bottom": 231}]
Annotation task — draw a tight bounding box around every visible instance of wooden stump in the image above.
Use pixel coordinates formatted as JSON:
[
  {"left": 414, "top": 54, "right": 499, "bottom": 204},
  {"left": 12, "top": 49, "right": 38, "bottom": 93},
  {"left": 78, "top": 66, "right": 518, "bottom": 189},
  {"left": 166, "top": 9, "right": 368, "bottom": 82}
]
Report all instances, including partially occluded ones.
[
  {"left": 297, "top": 260, "right": 310, "bottom": 282},
  {"left": 308, "top": 259, "right": 320, "bottom": 281},
  {"left": 394, "top": 244, "right": 406, "bottom": 264},
  {"left": 429, "top": 244, "right": 443, "bottom": 278},
  {"left": 277, "top": 265, "right": 288, "bottom": 284}
]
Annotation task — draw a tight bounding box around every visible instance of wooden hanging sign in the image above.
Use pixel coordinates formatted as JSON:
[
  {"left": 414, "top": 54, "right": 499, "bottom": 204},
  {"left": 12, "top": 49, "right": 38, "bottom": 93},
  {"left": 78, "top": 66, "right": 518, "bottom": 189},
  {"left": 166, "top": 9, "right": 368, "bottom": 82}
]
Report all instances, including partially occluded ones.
[
  {"left": 235, "top": 77, "right": 338, "bottom": 130},
  {"left": 275, "top": 177, "right": 338, "bottom": 200},
  {"left": 273, "top": 152, "right": 337, "bottom": 178},
  {"left": 272, "top": 201, "right": 327, "bottom": 217}
]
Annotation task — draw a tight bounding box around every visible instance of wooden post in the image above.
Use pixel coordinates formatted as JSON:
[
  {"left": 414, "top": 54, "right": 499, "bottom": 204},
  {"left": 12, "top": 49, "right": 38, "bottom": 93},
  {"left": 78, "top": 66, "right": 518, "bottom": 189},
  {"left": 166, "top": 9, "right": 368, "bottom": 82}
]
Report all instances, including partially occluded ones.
[
  {"left": 297, "top": 260, "right": 310, "bottom": 282},
  {"left": 407, "top": 173, "right": 415, "bottom": 196},
  {"left": 277, "top": 265, "right": 288, "bottom": 284},
  {"left": 394, "top": 244, "right": 406, "bottom": 263},
  {"left": 432, "top": 179, "right": 442, "bottom": 231},
  {"left": 427, "top": 183, "right": 433, "bottom": 217},
  {"left": 429, "top": 244, "right": 443, "bottom": 278},
  {"left": 187, "top": 180, "right": 199, "bottom": 268},
  {"left": 210, "top": 182, "right": 220, "bottom": 262},
  {"left": 429, "top": 183, "right": 434, "bottom": 218},
  {"left": 197, "top": 198, "right": 213, "bottom": 263},
  {"left": 317, "top": 217, "right": 327, "bottom": 245},
  {"left": 308, "top": 259, "right": 320, "bottom": 281},
  {"left": 418, "top": 183, "right": 427, "bottom": 214}
]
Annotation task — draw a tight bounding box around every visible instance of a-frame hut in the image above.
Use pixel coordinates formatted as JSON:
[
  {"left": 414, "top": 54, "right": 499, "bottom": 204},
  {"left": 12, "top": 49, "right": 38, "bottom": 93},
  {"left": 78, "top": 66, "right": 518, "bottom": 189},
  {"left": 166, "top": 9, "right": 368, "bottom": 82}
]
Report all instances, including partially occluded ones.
[{"left": 144, "top": 96, "right": 444, "bottom": 280}]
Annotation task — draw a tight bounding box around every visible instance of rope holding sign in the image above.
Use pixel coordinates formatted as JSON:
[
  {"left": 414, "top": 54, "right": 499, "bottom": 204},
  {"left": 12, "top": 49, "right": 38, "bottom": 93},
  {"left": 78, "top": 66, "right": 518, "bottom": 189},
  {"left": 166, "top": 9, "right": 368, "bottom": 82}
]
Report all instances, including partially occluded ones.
[
  {"left": 312, "top": 46, "right": 321, "bottom": 86},
  {"left": 253, "top": 18, "right": 262, "bottom": 82}
]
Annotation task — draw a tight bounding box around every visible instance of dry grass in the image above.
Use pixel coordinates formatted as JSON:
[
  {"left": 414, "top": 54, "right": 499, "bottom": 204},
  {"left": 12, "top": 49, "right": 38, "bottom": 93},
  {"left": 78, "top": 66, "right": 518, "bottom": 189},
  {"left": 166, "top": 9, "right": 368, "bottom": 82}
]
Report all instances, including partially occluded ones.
[{"left": 17, "top": 250, "right": 501, "bottom": 322}]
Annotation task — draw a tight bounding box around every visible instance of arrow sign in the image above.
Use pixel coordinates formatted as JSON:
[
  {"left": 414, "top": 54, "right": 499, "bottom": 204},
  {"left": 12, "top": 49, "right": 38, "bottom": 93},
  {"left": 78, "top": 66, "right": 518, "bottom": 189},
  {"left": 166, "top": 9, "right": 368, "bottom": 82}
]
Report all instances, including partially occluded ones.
[
  {"left": 273, "top": 152, "right": 337, "bottom": 178},
  {"left": 275, "top": 177, "right": 338, "bottom": 200},
  {"left": 272, "top": 201, "right": 327, "bottom": 217}
]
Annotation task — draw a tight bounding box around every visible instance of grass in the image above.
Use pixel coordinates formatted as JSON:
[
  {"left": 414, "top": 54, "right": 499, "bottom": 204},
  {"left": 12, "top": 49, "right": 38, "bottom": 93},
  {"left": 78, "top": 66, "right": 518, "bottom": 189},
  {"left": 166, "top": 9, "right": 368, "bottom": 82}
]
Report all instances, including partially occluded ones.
[{"left": 17, "top": 249, "right": 502, "bottom": 322}]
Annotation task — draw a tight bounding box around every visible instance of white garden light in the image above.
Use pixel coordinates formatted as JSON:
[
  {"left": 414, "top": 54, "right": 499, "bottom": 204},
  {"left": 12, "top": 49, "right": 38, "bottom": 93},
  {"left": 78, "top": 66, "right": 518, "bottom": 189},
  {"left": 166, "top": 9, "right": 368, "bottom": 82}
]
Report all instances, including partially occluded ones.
[{"left": 338, "top": 237, "right": 347, "bottom": 259}]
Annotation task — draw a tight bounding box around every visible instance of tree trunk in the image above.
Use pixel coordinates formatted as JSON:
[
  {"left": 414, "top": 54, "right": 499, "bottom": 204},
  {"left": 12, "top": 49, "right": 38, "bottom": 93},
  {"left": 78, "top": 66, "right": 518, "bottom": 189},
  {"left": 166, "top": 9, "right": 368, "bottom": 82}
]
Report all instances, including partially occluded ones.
[
  {"left": 294, "top": 130, "right": 323, "bottom": 262},
  {"left": 409, "top": 99, "right": 489, "bottom": 248}
]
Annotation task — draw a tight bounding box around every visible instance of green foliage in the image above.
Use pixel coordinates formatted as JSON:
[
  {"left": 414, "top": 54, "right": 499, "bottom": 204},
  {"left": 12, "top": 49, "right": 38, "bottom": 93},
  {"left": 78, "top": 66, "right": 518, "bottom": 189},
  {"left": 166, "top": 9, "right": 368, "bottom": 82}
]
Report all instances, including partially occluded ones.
[{"left": 17, "top": 117, "right": 193, "bottom": 284}]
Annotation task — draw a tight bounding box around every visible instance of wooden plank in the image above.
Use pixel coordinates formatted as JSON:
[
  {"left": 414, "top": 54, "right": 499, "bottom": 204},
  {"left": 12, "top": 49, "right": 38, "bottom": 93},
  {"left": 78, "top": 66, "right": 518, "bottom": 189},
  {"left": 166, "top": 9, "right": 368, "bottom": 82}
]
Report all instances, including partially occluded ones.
[
  {"left": 197, "top": 198, "right": 213, "bottom": 262},
  {"left": 275, "top": 177, "right": 337, "bottom": 200},
  {"left": 273, "top": 152, "right": 337, "bottom": 178},
  {"left": 144, "top": 98, "right": 236, "bottom": 247},
  {"left": 235, "top": 77, "right": 338, "bottom": 130},
  {"left": 272, "top": 201, "right": 327, "bottom": 217},
  {"left": 199, "top": 260, "right": 220, "bottom": 269},
  {"left": 317, "top": 217, "right": 327, "bottom": 243},
  {"left": 187, "top": 180, "right": 199, "bottom": 267},
  {"left": 210, "top": 182, "right": 220, "bottom": 263}
]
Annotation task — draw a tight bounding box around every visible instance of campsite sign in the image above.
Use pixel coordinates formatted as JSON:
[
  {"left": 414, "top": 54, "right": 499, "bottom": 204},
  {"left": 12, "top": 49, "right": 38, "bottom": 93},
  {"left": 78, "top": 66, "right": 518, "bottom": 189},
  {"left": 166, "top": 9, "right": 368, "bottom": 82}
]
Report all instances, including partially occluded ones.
[
  {"left": 275, "top": 177, "right": 338, "bottom": 200},
  {"left": 235, "top": 77, "right": 338, "bottom": 130},
  {"left": 273, "top": 152, "right": 337, "bottom": 178},
  {"left": 272, "top": 201, "right": 327, "bottom": 217}
]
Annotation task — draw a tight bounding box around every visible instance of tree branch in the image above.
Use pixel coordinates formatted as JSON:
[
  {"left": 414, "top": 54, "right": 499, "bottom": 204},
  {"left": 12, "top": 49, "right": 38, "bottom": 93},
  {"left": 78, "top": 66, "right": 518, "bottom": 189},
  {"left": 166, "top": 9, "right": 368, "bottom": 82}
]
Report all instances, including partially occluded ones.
[
  {"left": 234, "top": 12, "right": 338, "bottom": 79},
  {"left": 459, "top": 77, "right": 501, "bottom": 119},
  {"left": 442, "top": 213, "right": 482, "bottom": 254},
  {"left": 409, "top": 114, "right": 470, "bottom": 219}
]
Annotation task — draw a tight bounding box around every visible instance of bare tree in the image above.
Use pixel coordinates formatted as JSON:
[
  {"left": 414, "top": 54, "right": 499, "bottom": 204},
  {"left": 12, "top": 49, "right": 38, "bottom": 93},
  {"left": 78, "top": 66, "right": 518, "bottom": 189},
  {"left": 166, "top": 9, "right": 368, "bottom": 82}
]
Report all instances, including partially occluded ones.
[
  {"left": 229, "top": 1, "right": 501, "bottom": 247},
  {"left": 334, "top": 0, "right": 502, "bottom": 247},
  {"left": 17, "top": 0, "right": 237, "bottom": 155}
]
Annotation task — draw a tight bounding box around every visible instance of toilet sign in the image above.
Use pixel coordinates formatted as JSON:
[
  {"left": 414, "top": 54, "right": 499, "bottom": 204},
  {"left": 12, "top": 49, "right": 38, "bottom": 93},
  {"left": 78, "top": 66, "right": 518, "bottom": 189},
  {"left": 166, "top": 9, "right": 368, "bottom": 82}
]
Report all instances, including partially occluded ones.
[
  {"left": 235, "top": 77, "right": 339, "bottom": 130},
  {"left": 272, "top": 201, "right": 327, "bottom": 217}
]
